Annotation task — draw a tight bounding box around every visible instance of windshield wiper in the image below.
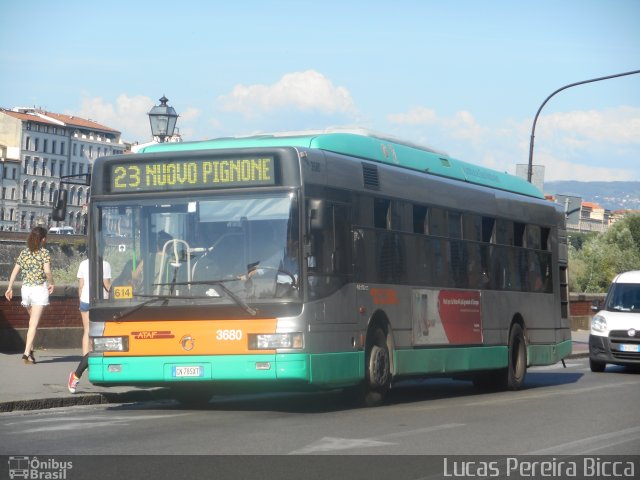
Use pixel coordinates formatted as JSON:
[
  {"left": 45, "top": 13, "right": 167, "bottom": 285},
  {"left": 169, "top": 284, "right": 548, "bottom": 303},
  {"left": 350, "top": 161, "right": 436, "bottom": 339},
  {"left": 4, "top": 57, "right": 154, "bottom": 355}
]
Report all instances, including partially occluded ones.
[
  {"left": 111, "top": 295, "right": 172, "bottom": 320},
  {"left": 168, "top": 278, "right": 257, "bottom": 316}
]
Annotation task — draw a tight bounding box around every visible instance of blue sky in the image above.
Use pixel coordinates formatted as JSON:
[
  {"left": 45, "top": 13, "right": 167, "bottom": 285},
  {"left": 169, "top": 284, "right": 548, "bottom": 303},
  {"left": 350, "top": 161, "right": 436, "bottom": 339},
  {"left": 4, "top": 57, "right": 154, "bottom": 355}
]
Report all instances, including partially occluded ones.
[{"left": 1, "top": 0, "right": 639, "bottom": 183}]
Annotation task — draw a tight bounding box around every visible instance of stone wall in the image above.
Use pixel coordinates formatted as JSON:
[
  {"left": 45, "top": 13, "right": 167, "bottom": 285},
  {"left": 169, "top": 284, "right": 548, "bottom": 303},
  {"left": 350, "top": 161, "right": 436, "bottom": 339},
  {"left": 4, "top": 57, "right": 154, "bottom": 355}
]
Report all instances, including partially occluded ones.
[
  {"left": 569, "top": 292, "right": 605, "bottom": 331},
  {"left": 0, "top": 231, "right": 87, "bottom": 280},
  {"left": 0, "top": 232, "right": 86, "bottom": 352}
]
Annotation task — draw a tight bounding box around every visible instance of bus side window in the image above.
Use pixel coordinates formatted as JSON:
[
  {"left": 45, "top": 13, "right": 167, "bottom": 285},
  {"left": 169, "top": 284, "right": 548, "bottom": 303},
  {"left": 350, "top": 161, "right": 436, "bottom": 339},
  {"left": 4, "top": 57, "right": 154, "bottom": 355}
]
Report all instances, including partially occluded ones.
[
  {"left": 429, "top": 208, "right": 446, "bottom": 237},
  {"left": 413, "top": 205, "right": 428, "bottom": 234},
  {"left": 308, "top": 202, "right": 351, "bottom": 298},
  {"left": 374, "top": 198, "right": 390, "bottom": 229}
]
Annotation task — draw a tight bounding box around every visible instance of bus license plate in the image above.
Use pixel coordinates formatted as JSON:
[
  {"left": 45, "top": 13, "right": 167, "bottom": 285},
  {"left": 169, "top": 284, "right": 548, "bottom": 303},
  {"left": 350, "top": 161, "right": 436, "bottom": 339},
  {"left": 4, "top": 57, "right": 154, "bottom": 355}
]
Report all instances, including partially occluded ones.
[
  {"left": 173, "top": 366, "right": 203, "bottom": 377},
  {"left": 619, "top": 344, "right": 639, "bottom": 353}
]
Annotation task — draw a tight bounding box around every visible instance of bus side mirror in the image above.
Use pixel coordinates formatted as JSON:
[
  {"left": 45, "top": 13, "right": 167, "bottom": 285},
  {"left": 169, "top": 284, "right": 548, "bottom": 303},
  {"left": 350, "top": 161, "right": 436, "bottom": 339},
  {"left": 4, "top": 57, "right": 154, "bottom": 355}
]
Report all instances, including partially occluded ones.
[
  {"left": 308, "top": 199, "right": 326, "bottom": 231},
  {"left": 52, "top": 189, "right": 68, "bottom": 221}
]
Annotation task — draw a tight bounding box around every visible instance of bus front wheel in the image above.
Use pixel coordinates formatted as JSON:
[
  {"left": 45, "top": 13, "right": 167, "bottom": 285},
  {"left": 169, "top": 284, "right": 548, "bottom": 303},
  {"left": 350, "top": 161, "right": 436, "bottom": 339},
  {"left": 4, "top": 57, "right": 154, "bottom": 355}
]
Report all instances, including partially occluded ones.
[{"left": 364, "top": 327, "right": 391, "bottom": 406}]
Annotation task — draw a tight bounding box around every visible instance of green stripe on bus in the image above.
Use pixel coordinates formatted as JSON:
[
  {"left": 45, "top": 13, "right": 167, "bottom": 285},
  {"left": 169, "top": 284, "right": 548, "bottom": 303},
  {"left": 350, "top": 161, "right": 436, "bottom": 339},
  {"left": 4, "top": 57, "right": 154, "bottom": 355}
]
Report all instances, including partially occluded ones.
[
  {"left": 88, "top": 354, "right": 312, "bottom": 383},
  {"left": 527, "top": 340, "right": 572, "bottom": 365},
  {"left": 394, "top": 346, "right": 509, "bottom": 375}
]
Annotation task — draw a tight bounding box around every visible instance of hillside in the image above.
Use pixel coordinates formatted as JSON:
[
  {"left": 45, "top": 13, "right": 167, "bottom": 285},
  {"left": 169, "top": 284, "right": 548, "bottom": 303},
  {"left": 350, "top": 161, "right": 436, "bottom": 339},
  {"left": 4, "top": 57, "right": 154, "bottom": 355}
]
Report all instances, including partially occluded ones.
[{"left": 543, "top": 181, "right": 640, "bottom": 211}]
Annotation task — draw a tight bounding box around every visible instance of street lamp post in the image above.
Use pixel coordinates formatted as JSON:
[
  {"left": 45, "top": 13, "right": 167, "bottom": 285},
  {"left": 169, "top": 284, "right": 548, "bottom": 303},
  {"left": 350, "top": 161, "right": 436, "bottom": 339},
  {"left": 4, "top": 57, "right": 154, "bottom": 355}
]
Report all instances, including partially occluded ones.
[
  {"left": 148, "top": 95, "right": 179, "bottom": 143},
  {"left": 527, "top": 69, "right": 640, "bottom": 183}
]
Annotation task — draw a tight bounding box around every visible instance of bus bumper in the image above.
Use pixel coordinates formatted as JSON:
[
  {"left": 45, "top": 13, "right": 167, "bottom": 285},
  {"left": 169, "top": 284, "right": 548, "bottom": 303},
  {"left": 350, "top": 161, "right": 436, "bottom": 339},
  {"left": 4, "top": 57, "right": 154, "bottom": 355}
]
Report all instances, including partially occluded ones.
[
  {"left": 88, "top": 353, "right": 310, "bottom": 384},
  {"left": 88, "top": 351, "right": 363, "bottom": 387}
]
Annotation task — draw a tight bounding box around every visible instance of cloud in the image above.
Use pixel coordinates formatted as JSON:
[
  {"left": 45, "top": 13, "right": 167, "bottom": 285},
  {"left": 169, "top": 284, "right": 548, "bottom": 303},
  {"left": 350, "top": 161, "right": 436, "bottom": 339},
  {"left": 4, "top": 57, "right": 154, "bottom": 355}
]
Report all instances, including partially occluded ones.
[
  {"left": 387, "top": 106, "right": 437, "bottom": 125},
  {"left": 538, "top": 106, "right": 640, "bottom": 145},
  {"left": 385, "top": 104, "right": 640, "bottom": 182},
  {"left": 72, "top": 95, "right": 201, "bottom": 142},
  {"left": 537, "top": 151, "right": 636, "bottom": 182},
  {"left": 72, "top": 94, "right": 155, "bottom": 141},
  {"left": 217, "top": 70, "right": 358, "bottom": 118}
]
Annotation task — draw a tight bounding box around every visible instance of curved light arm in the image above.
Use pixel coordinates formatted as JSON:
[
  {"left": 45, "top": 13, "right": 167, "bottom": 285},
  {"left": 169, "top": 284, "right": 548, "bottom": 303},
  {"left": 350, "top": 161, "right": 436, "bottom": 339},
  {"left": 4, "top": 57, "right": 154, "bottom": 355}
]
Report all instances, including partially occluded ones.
[{"left": 527, "top": 69, "right": 640, "bottom": 182}]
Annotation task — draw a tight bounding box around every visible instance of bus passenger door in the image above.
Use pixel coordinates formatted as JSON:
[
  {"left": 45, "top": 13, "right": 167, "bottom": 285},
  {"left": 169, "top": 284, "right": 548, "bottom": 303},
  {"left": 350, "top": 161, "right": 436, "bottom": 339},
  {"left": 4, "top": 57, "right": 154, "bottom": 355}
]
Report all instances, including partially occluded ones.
[{"left": 306, "top": 201, "right": 354, "bottom": 323}]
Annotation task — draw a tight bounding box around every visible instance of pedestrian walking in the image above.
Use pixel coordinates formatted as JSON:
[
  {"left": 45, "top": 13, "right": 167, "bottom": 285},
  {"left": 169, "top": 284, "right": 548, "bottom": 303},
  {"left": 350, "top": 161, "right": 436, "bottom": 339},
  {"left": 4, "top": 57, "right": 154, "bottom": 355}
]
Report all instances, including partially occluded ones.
[
  {"left": 68, "top": 258, "right": 111, "bottom": 393},
  {"left": 4, "top": 226, "right": 55, "bottom": 364}
]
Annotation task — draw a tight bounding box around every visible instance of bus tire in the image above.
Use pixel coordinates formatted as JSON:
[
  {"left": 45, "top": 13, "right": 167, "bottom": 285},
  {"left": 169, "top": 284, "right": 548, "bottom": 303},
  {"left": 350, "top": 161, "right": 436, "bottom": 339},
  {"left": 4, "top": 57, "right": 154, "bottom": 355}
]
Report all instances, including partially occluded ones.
[
  {"left": 506, "top": 323, "right": 527, "bottom": 390},
  {"left": 364, "top": 327, "right": 391, "bottom": 406}
]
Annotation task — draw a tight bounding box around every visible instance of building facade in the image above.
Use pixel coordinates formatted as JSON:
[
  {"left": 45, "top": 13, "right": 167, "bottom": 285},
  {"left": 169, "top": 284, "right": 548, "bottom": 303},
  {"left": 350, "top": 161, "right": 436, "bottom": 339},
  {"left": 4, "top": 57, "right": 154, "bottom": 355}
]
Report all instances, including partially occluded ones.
[{"left": 0, "top": 108, "right": 123, "bottom": 232}]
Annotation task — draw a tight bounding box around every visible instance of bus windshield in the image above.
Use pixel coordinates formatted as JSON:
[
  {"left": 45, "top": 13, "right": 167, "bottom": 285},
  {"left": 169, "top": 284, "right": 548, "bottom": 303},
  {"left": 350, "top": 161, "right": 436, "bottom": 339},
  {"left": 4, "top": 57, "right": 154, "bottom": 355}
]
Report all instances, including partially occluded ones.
[{"left": 97, "top": 191, "right": 300, "bottom": 307}]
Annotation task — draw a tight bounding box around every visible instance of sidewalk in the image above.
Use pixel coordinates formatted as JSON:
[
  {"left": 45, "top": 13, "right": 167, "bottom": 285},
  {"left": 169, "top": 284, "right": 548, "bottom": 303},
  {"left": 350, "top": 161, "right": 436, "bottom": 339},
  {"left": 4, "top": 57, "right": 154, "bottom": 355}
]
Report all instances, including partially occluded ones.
[
  {"left": 0, "top": 331, "right": 590, "bottom": 413},
  {"left": 0, "top": 349, "right": 164, "bottom": 412}
]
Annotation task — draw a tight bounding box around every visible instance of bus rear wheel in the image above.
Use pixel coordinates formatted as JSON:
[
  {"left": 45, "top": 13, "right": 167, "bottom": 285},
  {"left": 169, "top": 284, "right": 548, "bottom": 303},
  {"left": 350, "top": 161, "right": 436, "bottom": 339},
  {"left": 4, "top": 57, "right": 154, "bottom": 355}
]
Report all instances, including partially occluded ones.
[
  {"left": 506, "top": 323, "right": 527, "bottom": 390},
  {"left": 364, "top": 327, "right": 391, "bottom": 406},
  {"left": 473, "top": 323, "right": 527, "bottom": 391}
]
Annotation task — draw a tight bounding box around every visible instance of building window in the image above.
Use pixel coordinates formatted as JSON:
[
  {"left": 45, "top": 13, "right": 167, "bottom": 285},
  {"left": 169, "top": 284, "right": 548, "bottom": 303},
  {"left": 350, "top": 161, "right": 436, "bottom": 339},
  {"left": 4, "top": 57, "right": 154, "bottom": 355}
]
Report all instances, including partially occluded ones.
[
  {"left": 60, "top": 142, "right": 65, "bottom": 155},
  {"left": 73, "top": 143, "right": 77, "bottom": 156},
  {"left": 43, "top": 139, "right": 48, "bottom": 153}
]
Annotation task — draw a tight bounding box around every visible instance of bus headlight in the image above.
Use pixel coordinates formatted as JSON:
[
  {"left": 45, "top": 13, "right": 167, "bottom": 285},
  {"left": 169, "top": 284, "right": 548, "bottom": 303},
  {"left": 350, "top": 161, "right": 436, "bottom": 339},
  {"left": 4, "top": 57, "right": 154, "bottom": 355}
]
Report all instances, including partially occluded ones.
[
  {"left": 591, "top": 315, "right": 607, "bottom": 334},
  {"left": 248, "top": 333, "right": 303, "bottom": 350},
  {"left": 92, "top": 336, "right": 129, "bottom": 352}
]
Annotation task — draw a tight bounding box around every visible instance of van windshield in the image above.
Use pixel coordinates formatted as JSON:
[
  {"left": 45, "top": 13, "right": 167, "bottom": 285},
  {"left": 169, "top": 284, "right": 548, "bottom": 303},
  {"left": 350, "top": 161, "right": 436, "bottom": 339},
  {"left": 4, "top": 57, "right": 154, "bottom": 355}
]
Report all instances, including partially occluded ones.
[{"left": 606, "top": 283, "right": 640, "bottom": 312}]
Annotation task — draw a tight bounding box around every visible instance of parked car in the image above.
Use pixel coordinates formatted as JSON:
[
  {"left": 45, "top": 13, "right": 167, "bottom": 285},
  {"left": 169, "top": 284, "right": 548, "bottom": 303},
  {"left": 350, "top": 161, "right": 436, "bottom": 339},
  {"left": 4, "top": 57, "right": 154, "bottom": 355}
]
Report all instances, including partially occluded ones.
[
  {"left": 48, "top": 226, "right": 75, "bottom": 235},
  {"left": 589, "top": 270, "right": 640, "bottom": 372}
]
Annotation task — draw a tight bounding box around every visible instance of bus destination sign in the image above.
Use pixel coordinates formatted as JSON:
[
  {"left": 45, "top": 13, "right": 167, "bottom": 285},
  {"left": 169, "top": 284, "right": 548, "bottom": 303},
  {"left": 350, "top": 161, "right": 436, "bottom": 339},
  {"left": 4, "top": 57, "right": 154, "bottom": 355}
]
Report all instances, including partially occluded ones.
[{"left": 109, "top": 156, "right": 276, "bottom": 192}]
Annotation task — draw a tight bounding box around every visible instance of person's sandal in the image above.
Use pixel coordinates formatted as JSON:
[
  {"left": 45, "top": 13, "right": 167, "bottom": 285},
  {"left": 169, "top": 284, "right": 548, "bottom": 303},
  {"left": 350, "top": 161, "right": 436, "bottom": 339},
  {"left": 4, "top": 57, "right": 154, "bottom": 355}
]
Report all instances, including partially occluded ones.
[{"left": 22, "top": 351, "right": 36, "bottom": 364}]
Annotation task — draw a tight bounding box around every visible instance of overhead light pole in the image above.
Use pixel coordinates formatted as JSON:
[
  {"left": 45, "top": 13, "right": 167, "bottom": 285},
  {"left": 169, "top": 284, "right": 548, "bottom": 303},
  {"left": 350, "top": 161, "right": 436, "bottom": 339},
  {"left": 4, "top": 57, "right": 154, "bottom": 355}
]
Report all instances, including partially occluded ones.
[
  {"left": 527, "top": 69, "right": 640, "bottom": 182},
  {"left": 148, "top": 95, "right": 179, "bottom": 143}
]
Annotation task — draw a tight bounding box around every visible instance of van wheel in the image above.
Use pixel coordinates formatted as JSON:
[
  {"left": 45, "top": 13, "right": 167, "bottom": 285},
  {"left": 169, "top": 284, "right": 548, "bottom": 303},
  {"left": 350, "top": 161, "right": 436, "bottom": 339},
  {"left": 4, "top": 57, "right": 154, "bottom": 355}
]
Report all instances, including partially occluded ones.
[{"left": 589, "top": 358, "right": 606, "bottom": 372}]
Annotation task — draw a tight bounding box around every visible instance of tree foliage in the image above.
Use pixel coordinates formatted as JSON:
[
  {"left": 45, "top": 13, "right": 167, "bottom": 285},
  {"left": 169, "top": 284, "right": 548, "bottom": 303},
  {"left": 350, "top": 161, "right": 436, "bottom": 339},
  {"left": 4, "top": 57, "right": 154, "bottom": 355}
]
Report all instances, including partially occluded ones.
[{"left": 569, "top": 213, "right": 640, "bottom": 292}]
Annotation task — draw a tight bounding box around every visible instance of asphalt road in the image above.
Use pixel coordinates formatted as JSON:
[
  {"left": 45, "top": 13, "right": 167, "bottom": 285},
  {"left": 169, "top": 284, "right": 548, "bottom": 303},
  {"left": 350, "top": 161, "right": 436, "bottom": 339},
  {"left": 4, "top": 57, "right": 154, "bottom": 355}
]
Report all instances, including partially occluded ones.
[{"left": 1, "top": 357, "right": 639, "bottom": 457}]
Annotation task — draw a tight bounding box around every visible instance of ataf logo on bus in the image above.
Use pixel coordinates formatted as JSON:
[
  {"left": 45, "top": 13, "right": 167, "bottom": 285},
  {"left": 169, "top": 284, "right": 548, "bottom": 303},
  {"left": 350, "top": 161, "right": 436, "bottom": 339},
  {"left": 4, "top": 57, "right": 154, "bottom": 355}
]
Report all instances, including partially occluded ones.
[{"left": 131, "top": 330, "right": 175, "bottom": 340}]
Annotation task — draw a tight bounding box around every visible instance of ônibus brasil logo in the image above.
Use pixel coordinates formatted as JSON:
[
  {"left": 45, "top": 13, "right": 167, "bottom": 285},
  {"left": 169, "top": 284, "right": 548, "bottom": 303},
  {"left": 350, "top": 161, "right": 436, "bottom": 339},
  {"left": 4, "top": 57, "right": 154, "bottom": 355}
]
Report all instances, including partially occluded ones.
[{"left": 8, "top": 456, "right": 73, "bottom": 479}]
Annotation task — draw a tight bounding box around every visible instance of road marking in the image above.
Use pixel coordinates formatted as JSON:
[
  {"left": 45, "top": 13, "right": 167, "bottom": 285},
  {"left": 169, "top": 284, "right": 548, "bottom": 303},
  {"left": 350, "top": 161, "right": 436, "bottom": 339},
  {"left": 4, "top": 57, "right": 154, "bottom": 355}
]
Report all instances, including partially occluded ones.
[
  {"left": 4, "top": 413, "right": 191, "bottom": 433},
  {"left": 463, "top": 379, "right": 640, "bottom": 407},
  {"left": 289, "top": 423, "right": 464, "bottom": 454},
  {"left": 530, "top": 426, "right": 640, "bottom": 454}
]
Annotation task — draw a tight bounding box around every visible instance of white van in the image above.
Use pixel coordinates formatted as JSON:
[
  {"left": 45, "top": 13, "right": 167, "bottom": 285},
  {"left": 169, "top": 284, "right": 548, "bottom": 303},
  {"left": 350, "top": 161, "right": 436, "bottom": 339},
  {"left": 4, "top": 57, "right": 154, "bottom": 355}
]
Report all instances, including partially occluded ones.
[
  {"left": 589, "top": 270, "right": 640, "bottom": 372},
  {"left": 48, "top": 226, "right": 75, "bottom": 235}
]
